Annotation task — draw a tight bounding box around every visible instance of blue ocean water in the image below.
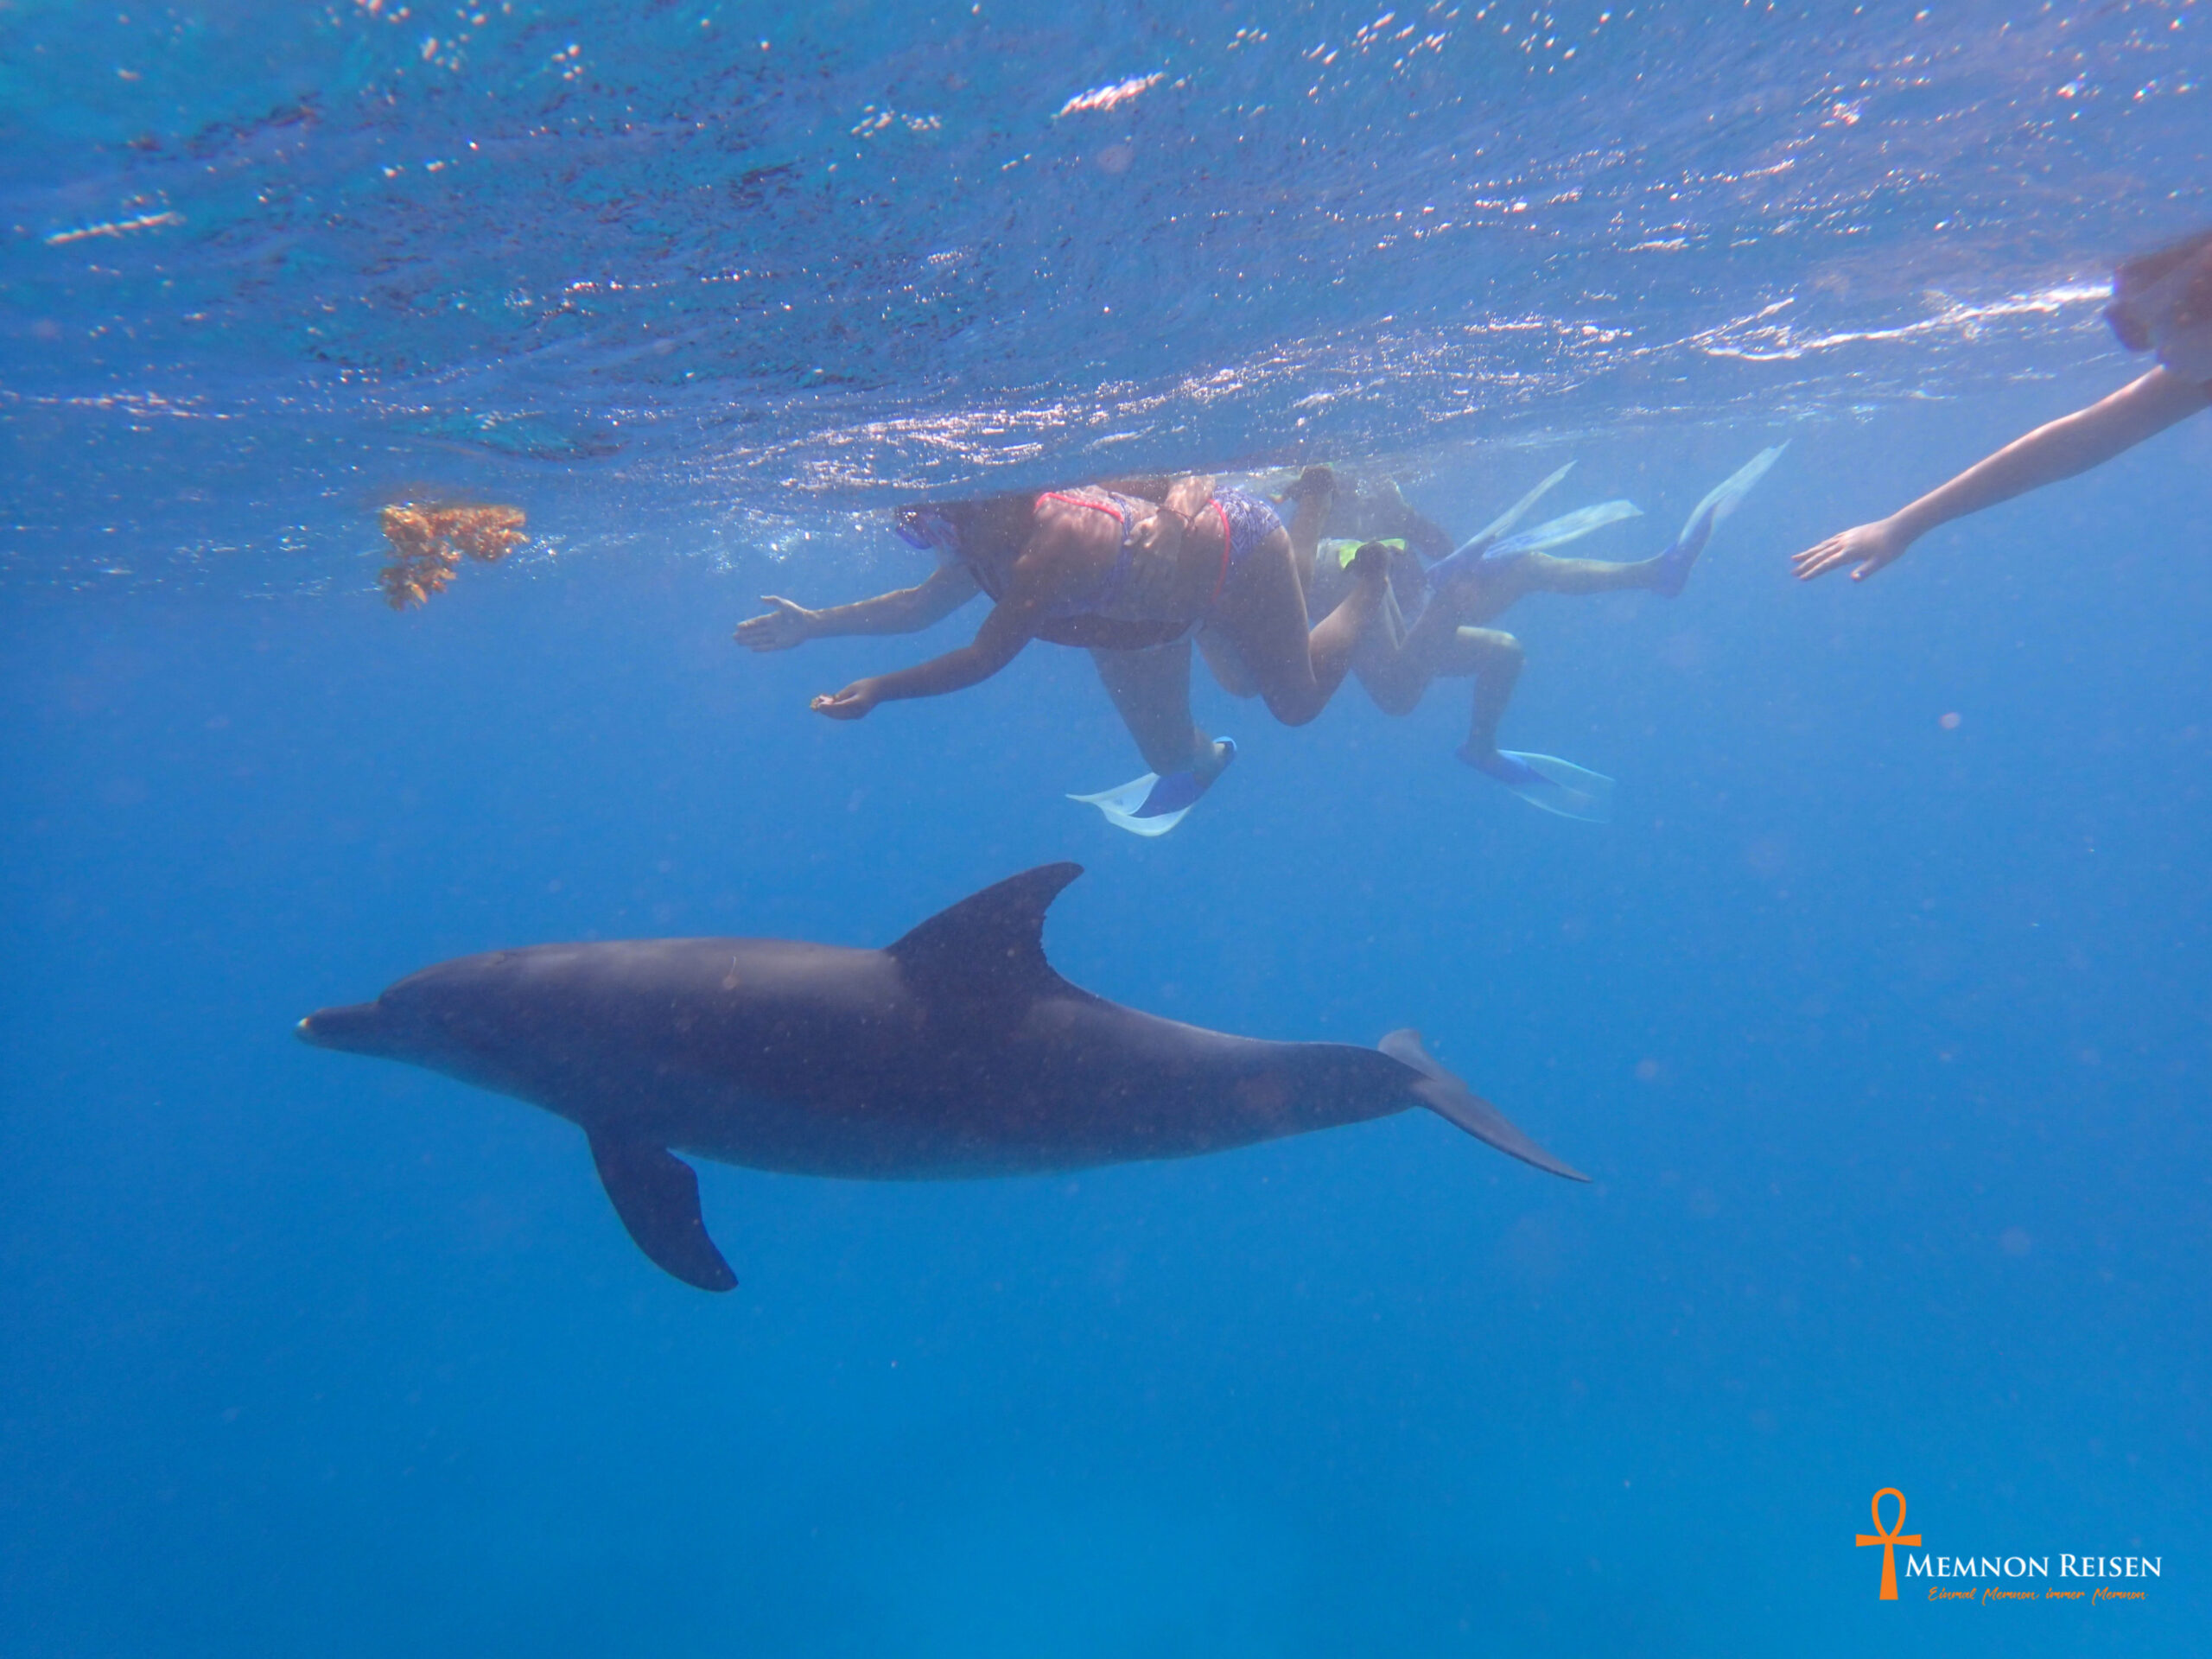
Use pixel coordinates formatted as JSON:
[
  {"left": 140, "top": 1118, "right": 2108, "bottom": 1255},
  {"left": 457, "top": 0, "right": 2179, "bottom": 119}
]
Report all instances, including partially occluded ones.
[{"left": 3, "top": 2, "right": 2208, "bottom": 1653}]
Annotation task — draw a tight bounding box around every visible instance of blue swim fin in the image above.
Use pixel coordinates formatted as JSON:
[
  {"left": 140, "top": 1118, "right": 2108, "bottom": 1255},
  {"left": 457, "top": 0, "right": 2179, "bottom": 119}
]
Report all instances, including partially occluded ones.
[
  {"left": 1465, "top": 749, "right": 1615, "bottom": 823},
  {"left": 1480, "top": 499, "right": 1644, "bottom": 565},
  {"left": 1461, "top": 461, "right": 1576, "bottom": 554},
  {"left": 1426, "top": 499, "right": 1643, "bottom": 591},
  {"left": 1651, "top": 443, "right": 1786, "bottom": 597},
  {"left": 1069, "top": 739, "right": 1235, "bottom": 837}
]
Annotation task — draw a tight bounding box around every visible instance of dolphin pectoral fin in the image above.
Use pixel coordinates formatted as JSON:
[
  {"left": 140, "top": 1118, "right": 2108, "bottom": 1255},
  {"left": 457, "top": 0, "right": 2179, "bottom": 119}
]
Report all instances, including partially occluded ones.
[
  {"left": 586, "top": 1132, "right": 738, "bottom": 1291},
  {"left": 1379, "top": 1029, "right": 1589, "bottom": 1182}
]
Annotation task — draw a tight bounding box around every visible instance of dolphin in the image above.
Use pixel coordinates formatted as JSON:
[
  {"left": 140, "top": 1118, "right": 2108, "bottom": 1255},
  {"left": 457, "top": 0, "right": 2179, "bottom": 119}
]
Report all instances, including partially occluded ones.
[{"left": 296, "top": 864, "right": 1585, "bottom": 1290}]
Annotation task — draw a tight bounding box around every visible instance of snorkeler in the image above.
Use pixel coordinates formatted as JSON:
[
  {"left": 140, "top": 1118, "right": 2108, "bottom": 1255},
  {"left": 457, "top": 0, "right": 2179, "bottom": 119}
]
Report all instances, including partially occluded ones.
[
  {"left": 736, "top": 471, "right": 1386, "bottom": 832},
  {"left": 1271, "top": 465, "right": 1458, "bottom": 564},
  {"left": 736, "top": 489, "right": 1238, "bottom": 833},
  {"left": 1297, "top": 449, "right": 1783, "bottom": 820},
  {"left": 1793, "top": 228, "right": 2211, "bottom": 584}
]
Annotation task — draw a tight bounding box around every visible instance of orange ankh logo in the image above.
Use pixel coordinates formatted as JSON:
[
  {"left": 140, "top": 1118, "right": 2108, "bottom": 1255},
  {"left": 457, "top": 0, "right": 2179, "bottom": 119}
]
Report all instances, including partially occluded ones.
[{"left": 1856, "top": 1488, "right": 1922, "bottom": 1599}]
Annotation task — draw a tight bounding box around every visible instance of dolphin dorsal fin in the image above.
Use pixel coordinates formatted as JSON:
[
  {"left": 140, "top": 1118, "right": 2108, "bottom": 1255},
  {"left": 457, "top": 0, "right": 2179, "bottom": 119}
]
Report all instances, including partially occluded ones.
[{"left": 887, "top": 862, "right": 1086, "bottom": 1001}]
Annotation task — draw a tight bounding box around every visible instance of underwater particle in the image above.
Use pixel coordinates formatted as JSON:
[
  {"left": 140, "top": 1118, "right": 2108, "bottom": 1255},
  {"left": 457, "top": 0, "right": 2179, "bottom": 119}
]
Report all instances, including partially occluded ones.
[
  {"left": 1055, "top": 72, "right": 1165, "bottom": 118},
  {"left": 43, "top": 208, "right": 183, "bottom": 245},
  {"left": 1999, "top": 1226, "right": 2032, "bottom": 1256},
  {"left": 1940, "top": 710, "right": 1962, "bottom": 730},
  {"left": 376, "top": 501, "right": 528, "bottom": 609}
]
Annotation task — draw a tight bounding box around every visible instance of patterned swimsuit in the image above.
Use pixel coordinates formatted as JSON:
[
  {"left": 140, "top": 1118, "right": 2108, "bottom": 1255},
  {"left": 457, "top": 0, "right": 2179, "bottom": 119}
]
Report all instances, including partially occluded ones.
[
  {"left": 1205, "top": 486, "right": 1283, "bottom": 588},
  {"left": 968, "top": 484, "right": 1283, "bottom": 639}
]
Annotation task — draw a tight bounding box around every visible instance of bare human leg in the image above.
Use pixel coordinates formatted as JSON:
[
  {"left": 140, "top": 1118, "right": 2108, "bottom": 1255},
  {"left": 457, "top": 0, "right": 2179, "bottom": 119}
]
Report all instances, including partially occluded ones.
[
  {"left": 1441, "top": 623, "right": 1612, "bottom": 820},
  {"left": 1088, "top": 641, "right": 1223, "bottom": 777},
  {"left": 1277, "top": 466, "right": 1337, "bottom": 592},
  {"left": 1349, "top": 564, "right": 1469, "bottom": 716},
  {"left": 1349, "top": 537, "right": 1654, "bottom": 720},
  {"left": 1506, "top": 549, "right": 1672, "bottom": 596},
  {"left": 1210, "top": 530, "right": 1388, "bottom": 728},
  {"left": 1440, "top": 627, "right": 1526, "bottom": 766},
  {"left": 1072, "top": 639, "right": 1237, "bottom": 836}
]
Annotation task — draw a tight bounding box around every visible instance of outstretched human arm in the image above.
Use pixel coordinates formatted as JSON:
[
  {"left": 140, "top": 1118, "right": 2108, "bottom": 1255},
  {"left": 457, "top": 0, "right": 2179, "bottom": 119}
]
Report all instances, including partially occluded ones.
[
  {"left": 1793, "top": 366, "right": 2209, "bottom": 582},
  {"left": 809, "top": 590, "right": 1046, "bottom": 718},
  {"left": 1275, "top": 466, "right": 1336, "bottom": 587},
  {"left": 734, "top": 563, "right": 978, "bottom": 650}
]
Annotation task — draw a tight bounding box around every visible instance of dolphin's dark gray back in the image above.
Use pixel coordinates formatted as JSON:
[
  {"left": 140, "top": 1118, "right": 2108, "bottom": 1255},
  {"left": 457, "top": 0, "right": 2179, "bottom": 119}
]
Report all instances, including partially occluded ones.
[{"left": 298, "top": 864, "right": 1584, "bottom": 1291}]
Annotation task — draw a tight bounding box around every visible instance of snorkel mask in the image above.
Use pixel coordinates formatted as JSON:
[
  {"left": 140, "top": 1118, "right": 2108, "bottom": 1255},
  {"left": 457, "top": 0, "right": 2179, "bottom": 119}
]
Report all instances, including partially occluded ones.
[
  {"left": 893, "top": 503, "right": 960, "bottom": 554},
  {"left": 2104, "top": 229, "right": 2212, "bottom": 381}
]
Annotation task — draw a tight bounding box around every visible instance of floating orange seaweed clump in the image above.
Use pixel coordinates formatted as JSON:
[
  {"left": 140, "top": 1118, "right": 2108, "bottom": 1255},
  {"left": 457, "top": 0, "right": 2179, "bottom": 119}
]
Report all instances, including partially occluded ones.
[{"left": 378, "top": 502, "right": 529, "bottom": 609}]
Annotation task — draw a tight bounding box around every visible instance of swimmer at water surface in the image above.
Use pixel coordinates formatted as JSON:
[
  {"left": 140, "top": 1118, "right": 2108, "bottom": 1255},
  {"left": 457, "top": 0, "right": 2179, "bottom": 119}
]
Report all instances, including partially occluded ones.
[
  {"left": 1288, "top": 450, "right": 1782, "bottom": 820},
  {"left": 798, "top": 471, "right": 1381, "bottom": 728},
  {"left": 1793, "top": 229, "right": 2212, "bottom": 584},
  {"left": 736, "top": 469, "right": 1388, "bottom": 830}
]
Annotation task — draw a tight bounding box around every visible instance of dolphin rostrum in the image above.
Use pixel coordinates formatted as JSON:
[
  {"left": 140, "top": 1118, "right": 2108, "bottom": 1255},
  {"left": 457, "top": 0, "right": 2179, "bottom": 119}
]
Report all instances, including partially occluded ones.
[{"left": 296, "top": 864, "right": 1585, "bottom": 1290}]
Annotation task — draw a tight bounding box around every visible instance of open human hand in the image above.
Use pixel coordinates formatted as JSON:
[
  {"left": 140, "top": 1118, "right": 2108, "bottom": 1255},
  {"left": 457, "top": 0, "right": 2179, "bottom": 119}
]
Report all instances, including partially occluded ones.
[
  {"left": 734, "top": 595, "right": 818, "bottom": 651},
  {"left": 1792, "top": 518, "right": 1914, "bottom": 583},
  {"left": 810, "top": 681, "right": 880, "bottom": 721}
]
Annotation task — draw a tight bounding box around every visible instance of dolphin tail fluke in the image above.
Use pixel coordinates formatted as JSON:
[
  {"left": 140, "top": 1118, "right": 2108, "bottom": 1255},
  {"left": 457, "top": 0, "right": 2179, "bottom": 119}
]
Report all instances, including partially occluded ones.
[
  {"left": 588, "top": 1131, "right": 738, "bottom": 1291},
  {"left": 1379, "top": 1029, "right": 1588, "bottom": 1181}
]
